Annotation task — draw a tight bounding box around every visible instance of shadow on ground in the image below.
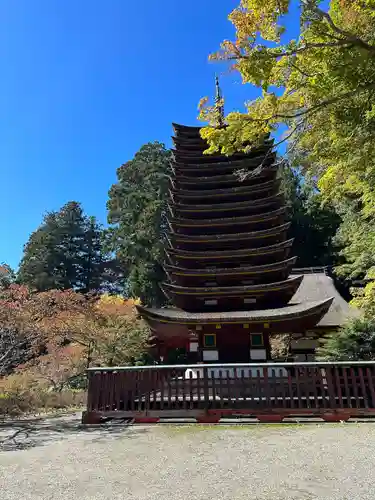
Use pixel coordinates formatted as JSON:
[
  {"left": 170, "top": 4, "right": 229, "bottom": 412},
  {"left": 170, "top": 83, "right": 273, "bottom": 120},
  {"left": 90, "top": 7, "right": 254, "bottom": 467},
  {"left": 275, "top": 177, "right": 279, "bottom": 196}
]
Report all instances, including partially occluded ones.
[{"left": 0, "top": 413, "right": 147, "bottom": 452}]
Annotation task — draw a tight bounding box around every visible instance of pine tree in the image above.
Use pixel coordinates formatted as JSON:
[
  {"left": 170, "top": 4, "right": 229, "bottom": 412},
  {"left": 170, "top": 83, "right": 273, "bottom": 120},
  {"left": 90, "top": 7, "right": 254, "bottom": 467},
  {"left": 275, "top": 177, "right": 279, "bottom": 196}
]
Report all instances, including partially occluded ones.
[{"left": 18, "top": 201, "right": 118, "bottom": 292}]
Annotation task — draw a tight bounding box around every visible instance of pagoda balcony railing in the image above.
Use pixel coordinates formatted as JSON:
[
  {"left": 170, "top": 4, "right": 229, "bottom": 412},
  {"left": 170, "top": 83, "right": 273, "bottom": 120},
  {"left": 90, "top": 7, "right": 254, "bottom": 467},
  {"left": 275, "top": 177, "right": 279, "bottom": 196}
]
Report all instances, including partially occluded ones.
[{"left": 82, "top": 362, "right": 375, "bottom": 424}]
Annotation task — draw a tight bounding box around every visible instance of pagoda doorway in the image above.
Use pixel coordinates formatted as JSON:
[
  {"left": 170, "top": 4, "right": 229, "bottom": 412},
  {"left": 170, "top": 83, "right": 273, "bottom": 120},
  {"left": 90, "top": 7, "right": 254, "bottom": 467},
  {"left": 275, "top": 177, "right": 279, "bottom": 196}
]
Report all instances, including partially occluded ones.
[
  {"left": 219, "top": 346, "right": 250, "bottom": 363},
  {"left": 217, "top": 327, "right": 251, "bottom": 363}
]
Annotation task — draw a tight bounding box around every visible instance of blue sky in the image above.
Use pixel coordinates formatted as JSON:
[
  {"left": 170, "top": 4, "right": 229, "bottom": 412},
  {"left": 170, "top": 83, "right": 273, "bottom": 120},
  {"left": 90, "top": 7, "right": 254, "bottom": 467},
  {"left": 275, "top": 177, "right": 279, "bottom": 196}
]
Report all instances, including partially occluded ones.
[{"left": 1, "top": 0, "right": 298, "bottom": 269}]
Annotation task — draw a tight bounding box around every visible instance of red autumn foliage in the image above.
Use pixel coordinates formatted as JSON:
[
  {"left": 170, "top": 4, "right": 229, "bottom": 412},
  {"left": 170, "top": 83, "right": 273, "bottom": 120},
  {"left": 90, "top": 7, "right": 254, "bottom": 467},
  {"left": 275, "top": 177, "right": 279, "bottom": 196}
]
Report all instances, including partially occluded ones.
[{"left": 0, "top": 286, "right": 150, "bottom": 379}]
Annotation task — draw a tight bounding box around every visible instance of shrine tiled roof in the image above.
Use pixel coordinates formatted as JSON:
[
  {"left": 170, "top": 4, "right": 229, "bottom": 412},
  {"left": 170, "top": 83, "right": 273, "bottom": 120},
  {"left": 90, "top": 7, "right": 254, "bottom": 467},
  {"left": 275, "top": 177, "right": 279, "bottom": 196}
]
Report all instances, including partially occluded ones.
[{"left": 290, "top": 272, "right": 360, "bottom": 327}]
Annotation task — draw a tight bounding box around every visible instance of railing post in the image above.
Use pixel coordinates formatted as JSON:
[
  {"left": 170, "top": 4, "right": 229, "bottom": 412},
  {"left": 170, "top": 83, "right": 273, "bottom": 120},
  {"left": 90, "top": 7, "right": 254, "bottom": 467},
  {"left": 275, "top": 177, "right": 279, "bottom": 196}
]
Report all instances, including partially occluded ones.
[
  {"left": 196, "top": 365, "right": 221, "bottom": 423},
  {"left": 203, "top": 366, "right": 209, "bottom": 411},
  {"left": 323, "top": 366, "right": 336, "bottom": 410}
]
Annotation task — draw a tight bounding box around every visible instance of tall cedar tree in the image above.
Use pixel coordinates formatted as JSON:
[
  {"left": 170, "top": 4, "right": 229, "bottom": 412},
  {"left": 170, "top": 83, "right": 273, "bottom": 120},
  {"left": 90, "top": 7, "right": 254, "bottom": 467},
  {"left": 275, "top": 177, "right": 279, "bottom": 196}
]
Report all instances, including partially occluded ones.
[
  {"left": 107, "top": 142, "right": 172, "bottom": 307},
  {"left": 18, "top": 201, "right": 119, "bottom": 293},
  {"left": 279, "top": 163, "right": 341, "bottom": 268}
]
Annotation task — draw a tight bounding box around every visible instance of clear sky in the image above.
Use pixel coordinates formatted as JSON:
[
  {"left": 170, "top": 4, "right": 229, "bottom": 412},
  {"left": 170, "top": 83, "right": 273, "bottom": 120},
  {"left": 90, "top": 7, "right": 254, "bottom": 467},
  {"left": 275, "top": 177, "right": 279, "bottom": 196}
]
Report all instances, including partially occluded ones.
[{"left": 0, "top": 1, "right": 296, "bottom": 269}]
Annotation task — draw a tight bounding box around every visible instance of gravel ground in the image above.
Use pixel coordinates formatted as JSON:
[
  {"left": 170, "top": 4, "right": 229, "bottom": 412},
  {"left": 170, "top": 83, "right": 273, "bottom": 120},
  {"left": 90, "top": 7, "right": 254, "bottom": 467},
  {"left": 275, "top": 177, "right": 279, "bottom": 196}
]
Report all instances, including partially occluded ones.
[{"left": 1, "top": 414, "right": 375, "bottom": 500}]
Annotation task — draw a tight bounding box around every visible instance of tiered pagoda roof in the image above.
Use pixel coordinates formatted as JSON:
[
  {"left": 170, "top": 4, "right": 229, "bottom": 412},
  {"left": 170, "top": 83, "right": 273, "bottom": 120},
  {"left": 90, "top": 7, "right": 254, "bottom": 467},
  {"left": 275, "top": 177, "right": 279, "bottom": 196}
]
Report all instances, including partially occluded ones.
[{"left": 138, "top": 123, "right": 333, "bottom": 339}]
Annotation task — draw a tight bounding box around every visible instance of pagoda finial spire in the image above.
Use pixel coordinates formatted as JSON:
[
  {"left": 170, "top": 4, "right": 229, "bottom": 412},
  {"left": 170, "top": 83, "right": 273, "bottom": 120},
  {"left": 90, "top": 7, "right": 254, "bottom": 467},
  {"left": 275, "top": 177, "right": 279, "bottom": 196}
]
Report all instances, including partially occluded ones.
[{"left": 215, "top": 74, "right": 225, "bottom": 127}]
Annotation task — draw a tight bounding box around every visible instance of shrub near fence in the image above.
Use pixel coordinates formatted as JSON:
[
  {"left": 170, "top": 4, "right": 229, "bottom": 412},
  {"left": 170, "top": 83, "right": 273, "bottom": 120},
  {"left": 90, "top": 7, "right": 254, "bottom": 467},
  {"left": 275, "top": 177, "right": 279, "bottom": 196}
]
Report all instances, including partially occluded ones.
[{"left": 0, "top": 373, "right": 87, "bottom": 418}]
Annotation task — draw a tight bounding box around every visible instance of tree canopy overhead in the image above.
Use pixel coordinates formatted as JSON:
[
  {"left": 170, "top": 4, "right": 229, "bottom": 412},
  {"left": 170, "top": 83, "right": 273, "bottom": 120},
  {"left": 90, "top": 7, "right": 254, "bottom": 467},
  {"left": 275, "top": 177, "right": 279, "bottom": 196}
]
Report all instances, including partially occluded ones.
[
  {"left": 200, "top": 0, "right": 375, "bottom": 153},
  {"left": 199, "top": 0, "right": 375, "bottom": 313},
  {"left": 200, "top": 1, "right": 375, "bottom": 207}
]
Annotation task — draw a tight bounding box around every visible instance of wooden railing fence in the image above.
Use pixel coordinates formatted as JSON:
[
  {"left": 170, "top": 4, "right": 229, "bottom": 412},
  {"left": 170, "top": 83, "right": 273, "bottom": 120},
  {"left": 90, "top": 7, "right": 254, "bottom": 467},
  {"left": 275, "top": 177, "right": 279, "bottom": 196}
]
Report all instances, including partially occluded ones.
[{"left": 82, "top": 362, "right": 375, "bottom": 423}]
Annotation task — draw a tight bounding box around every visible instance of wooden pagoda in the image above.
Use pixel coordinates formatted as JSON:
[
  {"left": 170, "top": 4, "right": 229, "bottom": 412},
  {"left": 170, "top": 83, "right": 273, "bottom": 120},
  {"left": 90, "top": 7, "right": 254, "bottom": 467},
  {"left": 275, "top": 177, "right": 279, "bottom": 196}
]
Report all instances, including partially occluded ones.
[{"left": 137, "top": 123, "right": 333, "bottom": 363}]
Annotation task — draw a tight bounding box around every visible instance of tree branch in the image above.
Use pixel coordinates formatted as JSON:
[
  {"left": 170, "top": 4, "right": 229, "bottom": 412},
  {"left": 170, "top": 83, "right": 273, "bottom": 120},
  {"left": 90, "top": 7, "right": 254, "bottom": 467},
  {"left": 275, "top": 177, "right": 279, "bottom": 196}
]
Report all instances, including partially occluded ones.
[
  {"left": 227, "top": 40, "right": 355, "bottom": 61},
  {"left": 303, "top": 0, "right": 375, "bottom": 54},
  {"left": 236, "top": 123, "right": 305, "bottom": 181},
  {"left": 271, "top": 84, "right": 375, "bottom": 121},
  {"left": 289, "top": 61, "right": 320, "bottom": 79},
  {"left": 0, "top": 337, "right": 28, "bottom": 374}
]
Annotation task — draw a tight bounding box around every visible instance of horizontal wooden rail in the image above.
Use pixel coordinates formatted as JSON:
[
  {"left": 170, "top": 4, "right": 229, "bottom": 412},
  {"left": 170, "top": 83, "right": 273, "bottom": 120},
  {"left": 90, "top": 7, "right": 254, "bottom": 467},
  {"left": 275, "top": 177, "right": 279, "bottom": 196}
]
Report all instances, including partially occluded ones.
[
  {"left": 82, "top": 362, "right": 375, "bottom": 424},
  {"left": 87, "top": 361, "right": 375, "bottom": 371}
]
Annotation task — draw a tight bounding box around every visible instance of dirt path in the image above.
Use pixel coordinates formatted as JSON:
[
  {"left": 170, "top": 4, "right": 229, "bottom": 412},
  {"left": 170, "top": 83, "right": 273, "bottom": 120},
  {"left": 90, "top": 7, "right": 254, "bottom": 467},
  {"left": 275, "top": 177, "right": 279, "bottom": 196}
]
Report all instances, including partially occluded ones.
[{"left": 1, "top": 414, "right": 374, "bottom": 499}]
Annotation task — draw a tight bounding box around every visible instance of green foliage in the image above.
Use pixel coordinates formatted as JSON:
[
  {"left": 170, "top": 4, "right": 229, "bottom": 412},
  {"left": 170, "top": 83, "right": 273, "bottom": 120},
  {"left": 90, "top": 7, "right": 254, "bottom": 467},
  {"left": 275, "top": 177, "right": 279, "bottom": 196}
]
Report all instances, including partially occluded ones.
[
  {"left": 201, "top": 1, "right": 375, "bottom": 160},
  {"left": 0, "top": 264, "right": 16, "bottom": 290},
  {"left": 201, "top": 1, "right": 375, "bottom": 314},
  {"left": 93, "top": 315, "right": 152, "bottom": 367},
  {"left": 107, "top": 142, "right": 172, "bottom": 307},
  {"left": 350, "top": 271, "right": 375, "bottom": 318},
  {"left": 279, "top": 162, "right": 341, "bottom": 267},
  {"left": 318, "top": 317, "right": 375, "bottom": 361},
  {"left": 18, "top": 201, "right": 118, "bottom": 293}
]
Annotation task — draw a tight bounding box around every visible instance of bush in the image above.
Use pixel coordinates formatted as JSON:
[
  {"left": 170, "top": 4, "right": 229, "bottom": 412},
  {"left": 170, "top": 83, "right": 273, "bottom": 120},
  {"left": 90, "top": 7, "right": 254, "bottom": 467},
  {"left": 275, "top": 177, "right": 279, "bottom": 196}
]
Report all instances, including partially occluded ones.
[
  {"left": 317, "top": 317, "right": 375, "bottom": 361},
  {"left": 0, "top": 372, "right": 86, "bottom": 418},
  {"left": 270, "top": 334, "right": 291, "bottom": 360}
]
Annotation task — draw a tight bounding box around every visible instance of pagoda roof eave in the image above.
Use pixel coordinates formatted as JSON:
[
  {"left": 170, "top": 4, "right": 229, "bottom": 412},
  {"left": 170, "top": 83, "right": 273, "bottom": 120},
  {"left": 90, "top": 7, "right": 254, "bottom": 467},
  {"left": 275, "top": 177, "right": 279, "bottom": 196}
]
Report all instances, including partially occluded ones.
[
  {"left": 169, "top": 222, "right": 291, "bottom": 244},
  {"left": 172, "top": 123, "right": 203, "bottom": 132},
  {"left": 173, "top": 166, "right": 277, "bottom": 186},
  {"left": 170, "top": 193, "right": 283, "bottom": 213},
  {"left": 164, "top": 256, "right": 297, "bottom": 277},
  {"left": 172, "top": 136, "right": 207, "bottom": 146},
  {"left": 162, "top": 275, "right": 303, "bottom": 297},
  {"left": 172, "top": 123, "right": 271, "bottom": 140},
  {"left": 169, "top": 207, "right": 286, "bottom": 228},
  {"left": 171, "top": 148, "right": 273, "bottom": 164},
  {"left": 170, "top": 179, "right": 280, "bottom": 199},
  {"left": 172, "top": 153, "right": 276, "bottom": 171},
  {"left": 136, "top": 298, "right": 334, "bottom": 325},
  {"left": 166, "top": 238, "right": 294, "bottom": 259}
]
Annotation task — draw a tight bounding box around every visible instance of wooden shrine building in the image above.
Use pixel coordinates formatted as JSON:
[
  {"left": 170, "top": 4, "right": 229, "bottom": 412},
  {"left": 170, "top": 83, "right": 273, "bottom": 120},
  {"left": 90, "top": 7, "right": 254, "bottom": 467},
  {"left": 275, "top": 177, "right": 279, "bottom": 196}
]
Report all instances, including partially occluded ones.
[{"left": 137, "top": 121, "right": 336, "bottom": 364}]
